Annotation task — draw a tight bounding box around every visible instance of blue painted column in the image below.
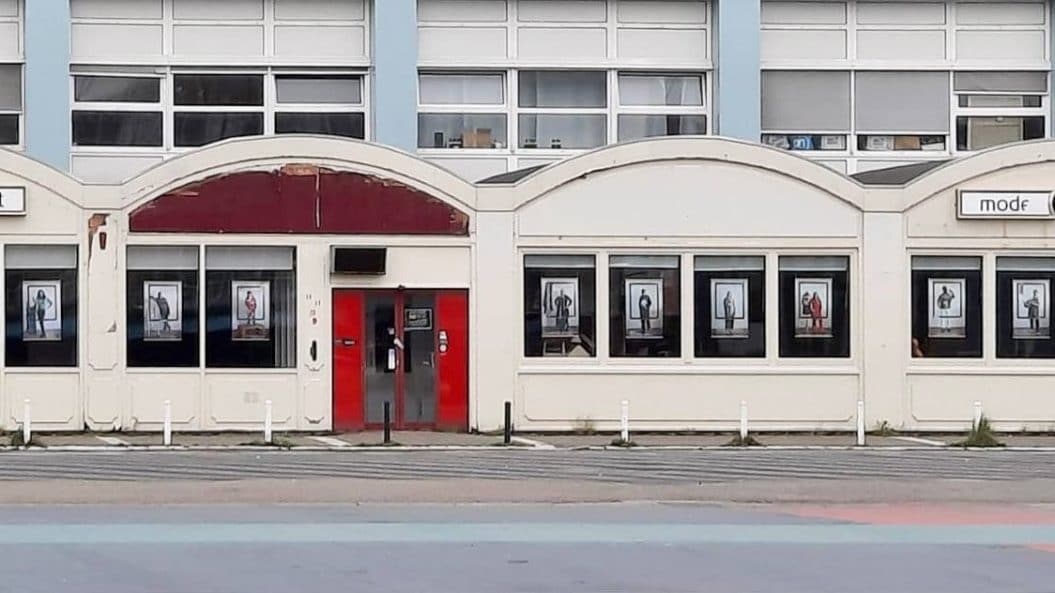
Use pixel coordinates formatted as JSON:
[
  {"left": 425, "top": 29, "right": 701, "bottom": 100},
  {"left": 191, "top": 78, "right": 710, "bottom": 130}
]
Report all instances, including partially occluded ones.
[
  {"left": 24, "top": 0, "right": 71, "bottom": 170},
  {"left": 372, "top": 0, "right": 418, "bottom": 152},
  {"left": 716, "top": 0, "right": 761, "bottom": 142}
]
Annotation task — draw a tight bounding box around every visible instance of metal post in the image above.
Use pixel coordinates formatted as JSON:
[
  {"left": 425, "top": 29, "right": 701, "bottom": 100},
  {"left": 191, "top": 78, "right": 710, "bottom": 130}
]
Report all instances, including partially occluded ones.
[
  {"left": 620, "top": 400, "right": 629, "bottom": 444},
  {"left": 163, "top": 400, "right": 172, "bottom": 446},
  {"left": 739, "top": 400, "right": 748, "bottom": 440},
  {"left": 856, "top": 400, "right": 865, "bottom": 446},
  {"left": 264, "top": 399, "right": 273, "bottom": 444},
  {"left": 383, "top": 401, "right": 392, "bottom": 444},
  {"left": 503, "top": 401, "right": 512, "bottom": 445},
  {"left": 973, "top": 401, "right": 983, "bottom": 430},
  {"left": 22, "top": 399, "right": 30, "bottom": 447}
]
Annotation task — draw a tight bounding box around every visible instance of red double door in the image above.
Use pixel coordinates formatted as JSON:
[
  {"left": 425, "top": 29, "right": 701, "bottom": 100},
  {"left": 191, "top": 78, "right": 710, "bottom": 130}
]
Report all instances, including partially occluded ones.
[{"left": 332, "top": 289, "right": 468, "bottom": 431}]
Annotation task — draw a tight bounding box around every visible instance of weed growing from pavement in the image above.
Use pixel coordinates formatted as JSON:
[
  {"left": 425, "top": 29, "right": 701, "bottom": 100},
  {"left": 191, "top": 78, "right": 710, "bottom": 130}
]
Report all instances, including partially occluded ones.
[
  {"left": 953, "top": 415, "right": 1005, "bottom": 448},
  {"left": 873, "top": 420, "right": 897, "bottom": 436},
  {"left": 609, "top": 438, "right": 637, "bottom": 447},
  {"left": 724, "top": 434, "right": 763, "bottom": 447}
]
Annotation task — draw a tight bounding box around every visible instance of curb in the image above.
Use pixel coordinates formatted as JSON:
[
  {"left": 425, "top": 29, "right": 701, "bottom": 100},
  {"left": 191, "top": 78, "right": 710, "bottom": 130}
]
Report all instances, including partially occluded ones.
[{"left": 4, "top": 445, "right": 1055, "bottom": 452}]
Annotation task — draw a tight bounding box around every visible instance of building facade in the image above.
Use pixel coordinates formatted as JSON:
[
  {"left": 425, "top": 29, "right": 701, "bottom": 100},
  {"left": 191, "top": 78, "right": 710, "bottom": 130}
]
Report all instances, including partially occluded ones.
[{"left": 0, "top": 1, "right": 1055, "bottom": 433}]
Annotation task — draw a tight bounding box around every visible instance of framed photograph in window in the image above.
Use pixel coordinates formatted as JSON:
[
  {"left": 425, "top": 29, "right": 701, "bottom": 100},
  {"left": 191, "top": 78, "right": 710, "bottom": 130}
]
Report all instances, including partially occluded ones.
[
  {"left": 794, "top": 278, "right": 832, "bottom": 338},
  {"left": 144, "top": 281, "right": 182, "bottom": 342},
  {"left": 711, "top": 278, "right": 749, "bottom": 339},
  {"left": 625, "top": 278, "right": 663, "bottom": 339},
  {"left": 541, "top": 277, "right": 579, "bottom": 338},
  {"left": 404, "top": 307, "right": 433, "bottom": 332},
  {"left": 928, "top": 278, "right": 966, "bottom": 339},
  {"left": 231, "top": 281, "right": 270, "bottom": 341},
  {"left": 1013, "top": 279, "right": 1050, "bottom": 339},
  {"left": 22, "top": 280, "right": 61, "bottom": 342}
]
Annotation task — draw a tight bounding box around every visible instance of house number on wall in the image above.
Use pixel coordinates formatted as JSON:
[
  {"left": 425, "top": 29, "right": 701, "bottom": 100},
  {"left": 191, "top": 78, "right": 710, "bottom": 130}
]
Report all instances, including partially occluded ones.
[{"left": 0, "top": 187, "right": 27, "bottom": 216}]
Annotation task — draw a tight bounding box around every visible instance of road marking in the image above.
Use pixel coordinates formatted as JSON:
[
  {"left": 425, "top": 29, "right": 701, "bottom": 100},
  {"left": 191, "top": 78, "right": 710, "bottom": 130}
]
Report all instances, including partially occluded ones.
[
  {"left": 96, "top": 436, "right": 129, "bottom": 447},
  {"left": 310, "top": 436, "right": 350, "bottom": 447},
  {"left": 510, "top": 436, "right": 556, "bottom": 449},
  {"left": 891, "top": 436, "right": 947, "bottom": 447}
]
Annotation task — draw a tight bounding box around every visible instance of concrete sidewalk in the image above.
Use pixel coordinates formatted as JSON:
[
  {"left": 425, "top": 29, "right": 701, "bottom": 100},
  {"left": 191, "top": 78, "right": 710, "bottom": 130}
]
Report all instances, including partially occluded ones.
[{"left": 5, "top": 430, "right": 1055, "bottom": 450}]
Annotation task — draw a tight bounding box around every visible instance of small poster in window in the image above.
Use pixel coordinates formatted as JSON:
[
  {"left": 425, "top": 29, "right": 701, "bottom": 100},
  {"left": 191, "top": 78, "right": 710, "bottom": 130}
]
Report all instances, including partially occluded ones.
[
  {"left": 795, "top": 278, "right": 832, "bottom": 338},
  {"left": 22, "top": 281, "right": 61, "bottom": 341},
  {"left": 820, "top": 135, "right": 846, "bottom": 150},
  {"left": 1013, "top": 279, "right": 1050, "bottom": 339},
  {"left": 625, "top": 278, "right": 663, "bottom": 339},
  {"left": 541, "top": 277, "right": 579, "bottom": 338},
  {"left": 404, "top": 308, "right": 433, "bottom": 331},
  {"left": 231, "top": 281, "right": 270, "bottom": 341},
  {"left": 928, "top": 278, "right": 966, "bottom": 339},
  {"left": 144, "top": 281, "right": 182, "bottom": 341},
  {"left": 866, "top": 135, "right": 894, "bottom": 151},
  {"left": 711, "top": 278, "right": 749, "bottom": 339}
]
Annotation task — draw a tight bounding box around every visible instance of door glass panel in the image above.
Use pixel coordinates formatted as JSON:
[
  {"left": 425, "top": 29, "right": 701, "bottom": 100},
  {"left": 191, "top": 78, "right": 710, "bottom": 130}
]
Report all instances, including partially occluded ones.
[
  {"left": 364, "top": 294, "right": 396, "bottom": 424},
  {"left": 403, "top": 293, "right": 437, "bottom": 424}
]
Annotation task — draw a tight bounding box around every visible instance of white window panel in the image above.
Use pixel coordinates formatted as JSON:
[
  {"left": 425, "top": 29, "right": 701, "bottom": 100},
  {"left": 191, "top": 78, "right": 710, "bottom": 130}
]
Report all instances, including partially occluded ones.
[
  {"left": 0, "top": 0, "right": 17, "bottom": 17},
  {"left": 762, "top": 1, "right": 845, "bottom": 25},
  {"left": 420, "top": 73, "right": 505, "bottom": 105},
  {"left": 518, "top": 1, "right": 606, "bottom": 22},
  {"left": 618, "top": 1, "right": 708, "bottom": 24},
  {"left": 518, "top": 27, "right": 608, "bottom": 62},
  {"left": 417, "top": 0, "right": 508, "bottom": 22},
  {"left": 956, "top": 30, "right": 1047, "bottom": 62},
  {"left": 274, "top": 0, "right": 365, "bottom": 21},
  {"left": 618, "top": 74, "right": 703, "bottom": 106},
  {"left": 274, "top": 25, "right": 367, "bottom": 60},
  {"left": 172, "top": 0, "right": 264, "bottom": 21},
  {"left": 71, "top": 0, "right": 163, "bottom": 19},
  {"left": 761, "top": 29, "right": 848, "bottom": 61},
  {"left": 173, "top": 25, "right": 265, "bottom": 58},
  {"left": 955, "top": 2, "right": 1045, "bottom": 26},
  {"left": 617, "top": 29, "right": 708, "bottom": 63},
  {"left": 419, "top": 27, "right": 508, "bottom": 62}
]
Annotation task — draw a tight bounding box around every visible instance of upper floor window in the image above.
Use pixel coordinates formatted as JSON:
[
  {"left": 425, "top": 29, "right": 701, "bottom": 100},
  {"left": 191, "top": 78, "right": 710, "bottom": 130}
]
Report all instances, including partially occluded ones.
[
  {"left": 0, "top": 64, "right": 21, "bottom": 146},
  {"left": 954, "top": 71, "right": 1047, "bottom": 152}
]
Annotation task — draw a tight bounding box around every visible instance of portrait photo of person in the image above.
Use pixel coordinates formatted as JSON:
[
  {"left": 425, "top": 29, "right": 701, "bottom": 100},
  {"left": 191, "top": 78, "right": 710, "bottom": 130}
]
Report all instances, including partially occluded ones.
[
  {"left": 231, "top": 281, "right": 271, "bottom": 341},
  {"left": 1013, "top": 279, "right": 1050, "bottom": 339},
  {"left": 540, "top": 278, "right": 579, "bottom": 338},
  {"left": 21, "top": 281, "right": 62, "bottom": 342},
  {"left": 625, "top": 278, "right": 663, "bottom": 339},
  {"left": 711, "top": 278, "right": 749, "bottom": 339},
  {"left": 928, "top": 278, "right": 966, "bottom": 339},
  {"left": 144, "top": 281, "right": 182, "bottom": 341},
  {"left": 794, "top": 278, "right": 832, "bottom": 338}
]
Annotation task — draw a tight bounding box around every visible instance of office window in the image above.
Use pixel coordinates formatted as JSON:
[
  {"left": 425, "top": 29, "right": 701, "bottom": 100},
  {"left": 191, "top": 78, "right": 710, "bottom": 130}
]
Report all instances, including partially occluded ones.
[
  {"left": 127, "top": 246, "right": 200, "bottom": 368},
  {"left": 173, "top": 74, "right": 264, "bottom": 146},
  {"left": 954, "top": 71, "right": 1047, "bottom": 151},
  {"left": 5, "top": 245, "right": 78, "bottom": 367},
  {"left": 911, "top": 256, "right": 982, "bottom": 359},
  {"left": 0, "top": 64, "right": 22, "bottom": 146},
  {"left": 518, "top": 71, "right": 607, "bottom": 149},
  {"left": 274, "top": 75, "right": 365, "bottom": 139},
  {"left": 694, "top": 256, "right": 765, "bottom": 358},
  {"left": 855, "top": 71, "right": 950, "bottom": 153},
  {"left": 779, "top": 256, "right": 850, "bottom": 358},
  {"left": 617, "top": 74, "right": 707, "bottom": 141},
  {"left": 997, "top": 257, "right": 1055, "bottom": 359},
  {"left": 523, "top": 255, "right": 596, "bottom": 358},
  {"left": 205, "top": 247, "right": 296, "bottom": 369},
  {"left": 609, "top": 255, "right": 681, "bottom": 358},
  {"left": 418, "top": 73, "right": 507, "bottom": 150},
  {"left": 761, "top": 71, "right": 849, "bottom": 152}
]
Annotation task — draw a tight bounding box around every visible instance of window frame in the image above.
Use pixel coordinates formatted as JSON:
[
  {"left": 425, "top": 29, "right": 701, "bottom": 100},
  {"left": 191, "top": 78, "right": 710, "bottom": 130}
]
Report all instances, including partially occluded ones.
[{"left": 0, "top": 63, "right": 24, "bottom": 149}]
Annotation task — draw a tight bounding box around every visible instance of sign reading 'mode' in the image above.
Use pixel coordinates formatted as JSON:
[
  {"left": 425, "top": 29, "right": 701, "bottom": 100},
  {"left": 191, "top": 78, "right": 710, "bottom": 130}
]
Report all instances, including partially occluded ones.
[
  {"left": 0, "top": 187, "right": 26, "bottom": 216},
  {"left": 958, "top": 190, "right": 1055, "bottom": 219}
]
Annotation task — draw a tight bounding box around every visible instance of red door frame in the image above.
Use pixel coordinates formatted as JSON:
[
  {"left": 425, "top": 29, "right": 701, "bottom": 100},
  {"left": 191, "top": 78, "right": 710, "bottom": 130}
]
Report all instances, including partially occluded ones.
[{"left": 332, "top": 288, "right": 468, "bottom": 432}]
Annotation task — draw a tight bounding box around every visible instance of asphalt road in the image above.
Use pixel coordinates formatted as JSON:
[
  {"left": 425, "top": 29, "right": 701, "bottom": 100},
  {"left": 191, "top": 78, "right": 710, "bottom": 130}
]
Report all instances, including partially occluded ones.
[{"left": 0, "top": 503, "right": 1052, "bottom": 593}]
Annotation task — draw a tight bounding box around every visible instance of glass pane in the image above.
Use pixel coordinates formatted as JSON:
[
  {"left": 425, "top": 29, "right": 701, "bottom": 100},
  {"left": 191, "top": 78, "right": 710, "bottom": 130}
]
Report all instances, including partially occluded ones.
[
  {"left": 403, "top": 293, "right": 436, "bottom": 424},
  {"left": 518, "top": 71, "right": 606, "bottom": 108},
  {"left": 619, "top": 74, "right": 703, "bottom": 106},
  {"left": 518, "top": 114, "right": 606, "bottom": 149},
  {"left": 609, "top": 265, "right": 681, "bottom": 358},
  {"left": 128, "top": 246, "right": 200, "bottom": 271},
  {"left": 275, "top": 112, "right": 365, "bottom": 138},
  {"left": 778, "top": 257, "right": 850, "bottom": 358},
  {"left": 365, "top": 293, "right": 396, "bottom": 424},
  {"left": 912, "top": 265, "right": 982, "bottom": 359},
  {"left": 5, "top": 270, "right": 78, "bottom": 367},
  {"left": 956, "top": 116, "right": 1045, "bottom": 151},
  {"left": 695, "top": 267, "right": 765, "bottom": 358},
  {"left": 418, "top": 113, "right": 507, "bottom": 148},
  {"left": 959, "top": 94, "right": 1042, "bottom": 108},
  {"left": 206, "top": 246, "right": 294, "bottom": 271},
  {"left": 173, "top": 74, "right": 264, "bottom": 106},
  {"left": 0, "top": 114, "right": 17, "bottom": 145},
  {"left": 618, "top": 114, "right": 707, "bottom": 141},
  {"left": 419, "top": 73, "right": 504, "bottom": 105},
  {"left": 6, "top": 245, "right": 78, "bottom": 269},
  {"left": 127, "top": 270, "right": 200, "bottom": 367},
  {"left": 275, "top": 76, "right": 362, "bottom": 104},
  {"left": 205, "top": 269, "right": 296, "bottom": 369},
  {"left": 998, "top": 271, "right": 1055, "bottom": 358},
  {"left": 72, "top": 111, "right": 163, "bottom": 147},
  {"left": 74, "top": 76, "right": 161, "bottom": 103},
  {"left": 524, "top": 257, "right": 597, "bottom": 358},
  {"left": 0, "top": 64, "right": 22, "bottom": 110},
  {"left": 174, "top": 112, "right": 264, "bottom": 147}
]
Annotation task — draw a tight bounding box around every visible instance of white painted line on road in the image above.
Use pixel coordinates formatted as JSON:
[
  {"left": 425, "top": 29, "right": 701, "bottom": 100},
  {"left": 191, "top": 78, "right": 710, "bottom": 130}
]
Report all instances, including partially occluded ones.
[
  {"left": 892, "top": 436, "right": 948, "bottom": 447},
  {"left": 96, "top": 436, "right": 129, "bottom": 447},
  {"left": 510, "top": 436, "right": 556, "bottom": 449},
  {"left": 309, "top": 436, "right": 350, "bottom": 447}
]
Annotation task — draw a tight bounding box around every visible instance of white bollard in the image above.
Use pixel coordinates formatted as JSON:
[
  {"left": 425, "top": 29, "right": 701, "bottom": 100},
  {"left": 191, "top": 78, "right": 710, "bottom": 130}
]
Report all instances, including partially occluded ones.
[
  {"left": 856, "top": 400, "right": 865, "bottom": 446},
  {"left": 264, "top": 399, "right": 273, "bottom": 444},
  {"left": 22, "top": 399, "right": 30, "bottom": 446},
  {"left": 739, "top": 400, "right": 748, "bottom": 439},
  {"left": 163, "top": 400, "right": 172, "bottom": 446},
  {"left": 620, "top": 400, "right": 629, "bottom": 444},
  {"left": 973, "top": 401, "right": 983, "bottom": 430}
]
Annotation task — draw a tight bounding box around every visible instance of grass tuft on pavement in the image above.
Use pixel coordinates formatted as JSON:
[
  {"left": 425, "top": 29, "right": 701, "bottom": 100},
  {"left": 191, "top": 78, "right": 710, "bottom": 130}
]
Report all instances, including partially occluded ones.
[{"left": 953, "top": 416, "right": 1005, "bottom": 448}]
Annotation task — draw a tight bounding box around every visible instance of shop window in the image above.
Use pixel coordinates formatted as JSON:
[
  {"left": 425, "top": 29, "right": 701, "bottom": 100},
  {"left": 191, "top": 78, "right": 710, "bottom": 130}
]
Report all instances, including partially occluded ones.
[
  {"left": 609, "top": 255, "right": 680, "bottom": 358},
  {"left": 4, "top": 245, "right": 78, "bottom": 367},
  {"left": 910, "top": 256, "right": 982, "bottom": 359},
  {"left": 778, "top": 256, "right": 850, "bottom": 358},
  {"left": 126, "top": 246, "right": 200, "bottom": 368},
  {"left": 523, "top": 255, "right": 596, "bottom": 358},
  {"left": 274, "top": 75, "right": 365, "bottom": 139},
  {"left": 997, "top": 257, "right": 1055, "bottom": 359},
  {"left": 518, "top": 71, "right": 607, "bottom": 149},
  {"left": 0, "top": 64, "right": 22, "bottom": 146},
  {"left": 694, "top": 256, "right": 765, "bottom": 358},
  {"left": 205, "top": 247, "right": 296, "bottom": 369}
]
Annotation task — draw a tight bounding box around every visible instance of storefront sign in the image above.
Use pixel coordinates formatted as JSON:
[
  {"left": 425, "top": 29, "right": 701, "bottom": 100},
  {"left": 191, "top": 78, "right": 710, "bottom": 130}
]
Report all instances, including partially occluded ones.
[
  {"left": 0, "top": 187, "right": 26, "bottom": 216},
  {"left": 958, "top": 190, "right": 1054, "bottom": 219}
]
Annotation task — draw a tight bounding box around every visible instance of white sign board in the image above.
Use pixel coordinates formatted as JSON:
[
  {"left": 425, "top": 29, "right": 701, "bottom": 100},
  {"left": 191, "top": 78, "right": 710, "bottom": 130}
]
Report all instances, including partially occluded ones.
[
  {"left": 0, "top": 187, "right": 25, "bottom": 216},
  {"left": 958, "top": 190, "right": 1054, "bottom": 219}
]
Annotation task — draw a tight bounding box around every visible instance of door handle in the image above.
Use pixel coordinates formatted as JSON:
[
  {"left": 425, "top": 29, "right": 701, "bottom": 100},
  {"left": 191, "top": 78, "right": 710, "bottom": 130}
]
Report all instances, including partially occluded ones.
[
  {"left": 310, "top": 340, "right": 317, "bottom": 362},
  {"left": 387, "top": 347, "right": 397, "bottom": 371},
  {"left": 335, "top": 338, "right": 356, "bottom": 347}
]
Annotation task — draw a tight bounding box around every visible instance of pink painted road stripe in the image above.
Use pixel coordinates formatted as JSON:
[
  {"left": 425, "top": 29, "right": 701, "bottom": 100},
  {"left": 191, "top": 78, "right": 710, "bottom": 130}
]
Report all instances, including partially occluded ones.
[
  {"left": 1028, "top": 544, "right": 1055, "bottom": 554},
  {"left": 780, "top": 504, "right": 1055, "bottom": 525}
]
